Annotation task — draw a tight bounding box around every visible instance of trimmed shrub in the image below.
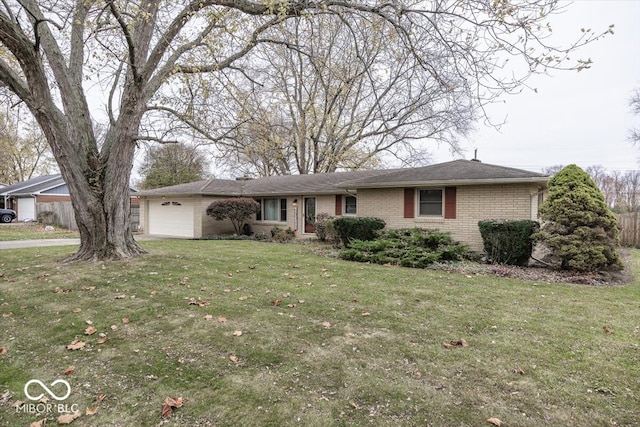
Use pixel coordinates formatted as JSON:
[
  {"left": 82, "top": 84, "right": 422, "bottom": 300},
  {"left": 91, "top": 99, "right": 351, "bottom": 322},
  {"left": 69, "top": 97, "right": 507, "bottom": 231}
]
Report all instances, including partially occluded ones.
[
  {"left": 478, "top": 219, "right": 539, "bottom": 266},
  {"left": 331, "top": 217, "right": 386, "bottom": 247},
  {"left": 534, "top": 164, "right": 622, "bottom": 271},
  {"left": 339, "top": 228, "right": 472, "bottom": 268},
  {"left": 206, "top": 197, "right": 260, "bottom": 235}
]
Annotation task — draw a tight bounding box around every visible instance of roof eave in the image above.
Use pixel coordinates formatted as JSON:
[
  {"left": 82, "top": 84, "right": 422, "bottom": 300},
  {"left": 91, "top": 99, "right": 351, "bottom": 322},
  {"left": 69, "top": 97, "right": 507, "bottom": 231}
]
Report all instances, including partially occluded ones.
[{"left": 338, "top": 177, "right": 550, "bottom": 189}]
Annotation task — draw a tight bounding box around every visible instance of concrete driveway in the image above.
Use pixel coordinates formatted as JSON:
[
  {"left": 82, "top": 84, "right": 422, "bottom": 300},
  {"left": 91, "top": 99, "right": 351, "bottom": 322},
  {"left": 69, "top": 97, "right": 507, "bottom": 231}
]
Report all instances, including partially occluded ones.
[
  {"left": 0, "top": 235, "right": 160, "bottom": 250},
  {"left": 0, "top": 239, "right": 81, "bottom": 249}
]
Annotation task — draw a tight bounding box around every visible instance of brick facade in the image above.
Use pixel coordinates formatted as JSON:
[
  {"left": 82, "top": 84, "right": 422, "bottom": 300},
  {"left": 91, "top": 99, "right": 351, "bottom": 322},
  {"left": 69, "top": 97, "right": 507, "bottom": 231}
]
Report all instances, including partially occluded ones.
[{"left": 356, "top": 183, "right": 543, "bottom": 252}]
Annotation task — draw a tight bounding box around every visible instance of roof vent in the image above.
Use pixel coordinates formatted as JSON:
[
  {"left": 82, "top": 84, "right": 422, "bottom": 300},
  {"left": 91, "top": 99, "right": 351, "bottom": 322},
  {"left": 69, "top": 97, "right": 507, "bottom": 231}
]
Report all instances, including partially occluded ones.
[{"left": 471, "top": 148, "right": 481, "bottom": 162}]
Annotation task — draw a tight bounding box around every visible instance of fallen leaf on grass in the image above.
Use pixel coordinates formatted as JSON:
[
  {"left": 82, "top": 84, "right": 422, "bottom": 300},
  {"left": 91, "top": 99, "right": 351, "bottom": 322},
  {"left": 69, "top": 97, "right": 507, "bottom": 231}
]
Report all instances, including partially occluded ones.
[
  {"left": 114, "top": 294, "right": 126, "bottom": 299},
  {"left": 80, "top": 286, "right": 96, "bottom": 291},
  {"left": 85, "top": 326, "right": 97, "bottom": 335},
  {"left": 0, "top": 347, "right": 7, "bottom": 355},
  {"left": 271, "top": 300, "right": 282, "bottom": 306},
  {"left": 2, "top": 312, "right": 12, "bottom": 317},
  {"left": 30, "top": 419, "right": 46, "bottom": 427},
  {"left": 233, "top": 330, "right": 243, "bottom": 337},
  {"left": 96, "top": 337, "right": 107, "bottom": 344},
  {"left": 85, "top": 407, "right": 99, "bottom": 416},
  {"left": 65, "top": 339, "right": 85, "bottom": 351},
  {"left": 238, "top": 295, "right": 249, "bottom": 301},
  {"left": 513, "top": 365, "right": 525, "bottom": 375},
  {"left": 188, "top": 298, "right": 210, "bottom": 307},
  {"left": 487, "top": 417, "right": 502, "bottom": 426},
  {"left": 217, "top": 317, "right": 227, "bottom": 323},
  {"left": 203, "top": 314, "right": 213, "bottom": 321},
  {"left": 64, "top": 366, "right": 75, "bottom": 375},
  {"left": 443, "top": 339, "right": 468, "bottom": 349},
  {"left": 603, "top": 326, "right": 613, "bottom": 334},
  {"left": 361, "top": 312, "right": 371, "bottom": 317},
  {"left": 72, "top": 308, "right": 82, "bottom": 313},
  {"left": 122, "top": 317, "right": 130, "bottom": 324},
  {"left": 229, "top": 355, "right": 239, "bottom": 364},
  {"left": 322, "top": 321, "right": 332, "bottom": 329},
  {"left": 54, "top": 287, "right": 72, "bottom": 294},
  {"left": 57, "top": 411, "right": 81, "bottom": 424},
  {"left": 161, "top": 397, "right": 185, "bottom": 418},
  {"left": 96, "top": 394, "right": 106, "bottom": 402}
]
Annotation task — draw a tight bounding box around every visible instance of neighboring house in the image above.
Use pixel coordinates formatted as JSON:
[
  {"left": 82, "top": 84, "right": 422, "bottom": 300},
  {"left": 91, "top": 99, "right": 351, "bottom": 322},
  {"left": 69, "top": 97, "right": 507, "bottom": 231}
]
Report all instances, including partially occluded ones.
[
  {"left": 0, "top": 175, "right": 140, "bottom": 230},
  {"left": 136, "top": 159, "right": 549, "bottom": 252},
  {"left": 0, "top": 175, "right": 70, "bottom": 221}
]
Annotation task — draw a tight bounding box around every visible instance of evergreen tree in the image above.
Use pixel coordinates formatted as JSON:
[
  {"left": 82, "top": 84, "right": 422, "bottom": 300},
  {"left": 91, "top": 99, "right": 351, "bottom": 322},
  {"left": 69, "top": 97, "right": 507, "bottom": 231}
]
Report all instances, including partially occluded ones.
[{"left": 535, "top": 164, "right": 622, "bottom": 271}]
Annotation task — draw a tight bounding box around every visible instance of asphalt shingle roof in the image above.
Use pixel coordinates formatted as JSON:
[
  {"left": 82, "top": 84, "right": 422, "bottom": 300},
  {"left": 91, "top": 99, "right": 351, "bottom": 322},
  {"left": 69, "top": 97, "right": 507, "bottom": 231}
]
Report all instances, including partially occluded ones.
[
  {"left": 336, "top": 160, "right": 549, "bottom": 188},
  {"left": 135, "top": 160, "right": 549, "bottom": 197},
  {"left": 0, "top": 175, "right": 65, "bottom": 195}
]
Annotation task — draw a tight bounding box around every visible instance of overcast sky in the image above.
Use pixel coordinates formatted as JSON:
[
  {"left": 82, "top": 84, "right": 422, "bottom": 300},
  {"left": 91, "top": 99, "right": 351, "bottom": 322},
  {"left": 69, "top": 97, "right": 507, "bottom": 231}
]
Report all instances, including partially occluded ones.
[{"left": 431, "top": 0, "right": 640, "bottom": 173}]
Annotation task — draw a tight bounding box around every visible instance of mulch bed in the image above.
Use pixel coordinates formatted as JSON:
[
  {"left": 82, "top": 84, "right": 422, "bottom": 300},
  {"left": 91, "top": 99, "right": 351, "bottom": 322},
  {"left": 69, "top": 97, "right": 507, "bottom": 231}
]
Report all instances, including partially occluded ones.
[{"left": 431, "top": 249, "right": 634, "bottom": 286}]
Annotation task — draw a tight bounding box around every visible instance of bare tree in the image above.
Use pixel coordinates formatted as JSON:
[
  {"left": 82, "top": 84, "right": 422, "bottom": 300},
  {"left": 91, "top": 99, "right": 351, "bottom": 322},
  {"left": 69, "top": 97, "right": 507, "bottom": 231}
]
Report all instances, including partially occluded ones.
[
  {"left": 0, "top": 107, "right": 55, "bottom": 183},
  {"left": 218, "top": 15, "right": 460, "bottom": 175},
  {"left": 0, "top": 1, "right": 610, "bottom": 260},
  {"left": 630, "top": 88, "right": 640, "bottom": 146}
]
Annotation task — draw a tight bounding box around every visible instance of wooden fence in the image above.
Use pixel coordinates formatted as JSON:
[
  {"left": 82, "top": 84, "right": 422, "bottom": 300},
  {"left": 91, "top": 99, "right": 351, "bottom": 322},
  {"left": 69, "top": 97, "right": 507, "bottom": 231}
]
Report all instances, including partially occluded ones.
[
  {"left": 618, "top": 212, "right": 640, "bottom": 247},
  {"left": 35, "top": 202, "right": 140, "bottom": 232}
]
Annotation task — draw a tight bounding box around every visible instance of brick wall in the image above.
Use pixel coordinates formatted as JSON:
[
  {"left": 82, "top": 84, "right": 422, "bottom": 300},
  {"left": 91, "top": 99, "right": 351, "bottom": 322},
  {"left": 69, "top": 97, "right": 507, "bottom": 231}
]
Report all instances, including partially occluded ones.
[{"left": 357, "top": 184, "right": 543, "bottom": 252}]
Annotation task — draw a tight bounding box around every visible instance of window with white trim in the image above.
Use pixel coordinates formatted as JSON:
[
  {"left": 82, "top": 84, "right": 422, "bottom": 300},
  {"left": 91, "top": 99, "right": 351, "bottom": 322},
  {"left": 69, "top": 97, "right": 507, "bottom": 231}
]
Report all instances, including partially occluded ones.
[
  {"left": 256, "top": 198, "right": 287, "bottom": 222},
  {"left": 344, "top": 196, "right": 357, "bottom": 214},
  {"left": 418, "top": 189, "right": 443, "bottom": 216}
]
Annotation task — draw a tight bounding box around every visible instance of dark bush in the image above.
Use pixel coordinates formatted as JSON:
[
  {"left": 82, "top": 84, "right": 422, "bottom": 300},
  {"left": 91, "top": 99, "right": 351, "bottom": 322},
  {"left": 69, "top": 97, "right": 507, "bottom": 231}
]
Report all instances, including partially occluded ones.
[
  {"left": 331, "top": 217, "right": 386, "bottom": 247},
  {"left": 478, "top": 219, "right": 539, "bottom": 266},
  {"left": 339, "top": 228, "right": 472, "bottom": 268}
]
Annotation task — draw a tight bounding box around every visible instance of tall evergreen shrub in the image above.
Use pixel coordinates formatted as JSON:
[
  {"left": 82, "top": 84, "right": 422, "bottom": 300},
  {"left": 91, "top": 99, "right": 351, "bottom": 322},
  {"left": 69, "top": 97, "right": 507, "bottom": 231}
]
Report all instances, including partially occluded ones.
[{"left": 534, "top": 164, "right": 622, "bottom": 271}]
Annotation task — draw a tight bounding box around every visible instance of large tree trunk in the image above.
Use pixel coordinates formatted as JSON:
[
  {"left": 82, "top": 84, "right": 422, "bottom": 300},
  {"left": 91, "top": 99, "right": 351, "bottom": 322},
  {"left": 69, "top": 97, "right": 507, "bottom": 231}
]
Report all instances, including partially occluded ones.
[{"left": 48, "top": 125, "right": 147, "bottom": 262}]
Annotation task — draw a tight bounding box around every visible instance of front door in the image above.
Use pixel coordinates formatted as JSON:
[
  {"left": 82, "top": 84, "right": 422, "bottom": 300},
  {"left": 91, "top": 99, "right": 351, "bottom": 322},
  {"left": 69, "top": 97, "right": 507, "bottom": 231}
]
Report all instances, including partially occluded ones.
[{"left": 304, "top": 197, "right": 316, "bottom": 233}]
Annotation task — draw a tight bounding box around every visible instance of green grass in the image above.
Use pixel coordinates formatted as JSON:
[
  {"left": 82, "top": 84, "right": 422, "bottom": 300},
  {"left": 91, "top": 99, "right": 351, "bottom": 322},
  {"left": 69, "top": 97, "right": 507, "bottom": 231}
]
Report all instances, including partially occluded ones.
[
  {"left": 0, "top": 223, "right": 79, "bottom": 240},
  {"left": 1, "top": 240, "right": 639, "bottom": 426}
]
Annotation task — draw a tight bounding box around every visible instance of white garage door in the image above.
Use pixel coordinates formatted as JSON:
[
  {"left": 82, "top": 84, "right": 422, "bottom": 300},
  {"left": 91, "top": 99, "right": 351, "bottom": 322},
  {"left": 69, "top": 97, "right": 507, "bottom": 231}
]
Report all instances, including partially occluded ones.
[
  {"left": 148, "top": 199, "right": 195, "bottom": 238},
  {"left": 17, "top": 197, "right": 36, "bottom": 221}
]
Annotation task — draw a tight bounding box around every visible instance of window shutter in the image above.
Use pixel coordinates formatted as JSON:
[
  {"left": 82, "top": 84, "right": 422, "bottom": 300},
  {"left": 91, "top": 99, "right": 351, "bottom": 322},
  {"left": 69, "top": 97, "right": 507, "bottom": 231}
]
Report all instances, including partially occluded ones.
[
  {"left": 404, "top": 188, "right": 414, "bottom": 218},
  {"left": 444, "top": 187, "right": 456, "bottom": 219},
  {"left": 256, "top": 199, "right": 262, "bottom": 221},
  {"left": 335, "top": 195, "right": 342, "bottom": 216}
]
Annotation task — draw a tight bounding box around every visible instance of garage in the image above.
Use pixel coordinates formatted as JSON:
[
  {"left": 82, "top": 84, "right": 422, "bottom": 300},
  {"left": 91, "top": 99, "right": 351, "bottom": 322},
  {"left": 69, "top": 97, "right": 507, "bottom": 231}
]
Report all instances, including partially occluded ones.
[
  {"left": 147, "top": 199, "right": 195, "bottom": 238},
  {"left": 17, "top": 197, "right": 36, "bottom": 221}
]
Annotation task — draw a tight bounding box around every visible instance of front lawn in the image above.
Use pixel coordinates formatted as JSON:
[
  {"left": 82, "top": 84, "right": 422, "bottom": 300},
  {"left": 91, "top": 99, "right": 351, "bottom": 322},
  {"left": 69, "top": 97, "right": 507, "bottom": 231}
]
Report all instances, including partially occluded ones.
[
  {"left": 0, "top": 223, "right": 79, "bottom": 241},
  {"left": 1, "top": 240, "right": 639, "bottom": 426}
]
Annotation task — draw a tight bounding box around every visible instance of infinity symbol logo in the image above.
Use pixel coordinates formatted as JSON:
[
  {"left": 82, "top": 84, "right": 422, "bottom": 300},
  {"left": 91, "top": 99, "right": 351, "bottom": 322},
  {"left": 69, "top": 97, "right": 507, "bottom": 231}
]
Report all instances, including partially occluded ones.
[{"left": 24, "top": 379, "right": 72, "bottom": 401}]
